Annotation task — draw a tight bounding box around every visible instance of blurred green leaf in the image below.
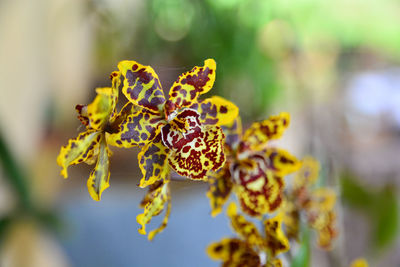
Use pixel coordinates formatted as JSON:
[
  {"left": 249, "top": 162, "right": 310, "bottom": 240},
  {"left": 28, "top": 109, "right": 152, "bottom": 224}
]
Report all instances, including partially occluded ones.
[
  {"left": 341, "top": 173, "right": 399, "bottom": 251},
  {"left": 291, "top": 226, "right": 310, "bottom": 267},
  {"left": 0, "top": 129, "right": 32, "bottom": 211},
  {"left": 372, "top": 186, "right": 399, "bottom": 251},
  {"left": 340, "top": 172, "right": 373, "bottom": 209}
]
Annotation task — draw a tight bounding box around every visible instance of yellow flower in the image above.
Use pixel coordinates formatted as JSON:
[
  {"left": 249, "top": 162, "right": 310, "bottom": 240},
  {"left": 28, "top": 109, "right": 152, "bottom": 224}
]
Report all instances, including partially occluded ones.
[
  {"left": 57, "top": 72, "right": 122, "bottom": 201},
  {"left": 107, "top": 59, "right": 239, "bottom": 188},
  {"left": 350, "top": 258, "right": 369, "bottom": 267},
  {"left": 207, "top": 202, "right": 288, "bottom": 267},
  {"left": 207, "top": 114, "right": 301, "bottom": 217}
]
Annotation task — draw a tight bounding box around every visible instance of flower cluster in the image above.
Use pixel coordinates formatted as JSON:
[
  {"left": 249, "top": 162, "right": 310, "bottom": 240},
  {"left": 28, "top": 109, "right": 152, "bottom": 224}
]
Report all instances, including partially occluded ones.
[
  {"left": 208, "top": 202, "right": 289, "bottom": 266},
  {"left": 206, "top": 114, "right": 301, "bottom": 217},
  {"left": 58, "top": 59, "right": 238, "bottom": 239},
  {"left": 282, "top": 156, "right": 338, "bottom": 249},
  {"left": 58, "top": 58, "right": 345, "bottom": 266}
]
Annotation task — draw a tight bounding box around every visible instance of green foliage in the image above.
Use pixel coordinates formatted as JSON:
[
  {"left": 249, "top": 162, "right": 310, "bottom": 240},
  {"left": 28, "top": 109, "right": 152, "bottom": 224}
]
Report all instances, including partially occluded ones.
[
  {"left": 291, "top": 226, "right": 310, "bottom": 267},
  {"left": 341, "top": 172, "right": 399, "bottom": 252}
]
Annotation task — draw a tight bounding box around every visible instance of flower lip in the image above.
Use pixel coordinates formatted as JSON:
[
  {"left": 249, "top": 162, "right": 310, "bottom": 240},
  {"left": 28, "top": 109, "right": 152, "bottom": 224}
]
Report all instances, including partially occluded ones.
[{"left": 161, "top": 108, "right": 202, "bottom": 149}]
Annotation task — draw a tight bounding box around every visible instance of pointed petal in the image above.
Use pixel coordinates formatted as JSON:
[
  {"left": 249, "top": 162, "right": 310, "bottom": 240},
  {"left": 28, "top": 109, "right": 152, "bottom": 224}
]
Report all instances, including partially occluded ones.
[
  {"left": 136, "top": 180, "right": 171, "bottom": 239},
  {"left": 241, "top": 112, "right": 290, "bottom": 152},
  {"left": 264, "top": 148, "right": 301, "bottom": 176},
  {"left": 263, "top": 213, "right": 290, "bottom": 257},
  {"left": 227, "top": 202, "right": 266, "bottom": 248},
  {"left": 207, "top": 238, "right": 261, "bottom": 267},
  {"left": 118, "top": 60, "right": 165, "bottom": 112},
  {"left": 206, "top": 165, "right": 234, "bottom": 217},
  {"left": 168, "top": 59, "right": 216, "bottom": 108},
  {"left": 138, "top": 134, "right": 169, "bottom": 188},
  {"left": 57, "top": 131, "right": 102, "bottom": 178},
  {"left": 87, "top": 136, "right": 110, "bottom": 201},
  {"left": 190, "top": 96, "right": 239, "bottom": 126},
  {"left": 107, "top": 106, "right": 164, "bottom": 148},
  {"left": 109, "top": 71, "right": 121, "bottom": 119},
  {"left": 87, "top": 87, "right": 114, "bottom": 130}
]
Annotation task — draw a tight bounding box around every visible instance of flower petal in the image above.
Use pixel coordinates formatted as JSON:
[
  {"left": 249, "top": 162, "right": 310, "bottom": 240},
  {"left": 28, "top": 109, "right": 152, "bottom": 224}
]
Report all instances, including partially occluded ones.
[
  {"left": 75, "top": 104, "right": 89, "bottom": 126},
  {"left": 294, "top": 156, "right": 320, "bottom": 187},
  {"left": 263, "top": 213, "right": 290, "bottom": 257},
  {"left": 315, "top": 211, "right": 337, "bottom": 250},
  {"left": 136, "top": 180, "right": 171, "bottom": 240},
  {"left": 227, "top": 202, "right": 266, "bottom": 248},
  {"left": 168, "top": 59, "right": 216, "bottom": 109},
  {"left": 57, "top": 130, "right": 102, "bottom": 178},
  {"left": 87, "top": 87, "right": 114, "bottom": 130},
  {"left": 138, "top": 134, "right": 169, "bottom": 188},
  {"left": 164, "top": 123, "right": 225, "bottom": 180},
  {"left": 206, "top": 165, "right": 233, "bottom": 217},
  {"left": 87, "top": 135, "right": 110, "bottom": 201},
  {"left": 264, "top": 148, "right": 301, "bottom": 176},
  {"left": 266, "top": 258, "right": 283, "bottom": 267},
  {"left": 190, "top": 96, "right": 239, "bottom": 126},
  {"left": 207, "top": 238, "right": 261, "bottom": 267},
  {"left": 241, "top": 112, "right": 290, "bottom": 152},
  {"left": 222, "top": 117, "right": 242, "bottom": 152},
  {"left": 107, "top": 106, "right": 164, "bottom": 148},
  {"left": 280, "top": 198, "right": 300, "bottom": 240},
  {"left": 118, "top": 60, "right": 165, "bottom": 112},
  {"left": 109, "top": 71, "right": 121, "bottom": 119},
  {"left": 232, "top": 155, "right": 285, "bottom": 216}
]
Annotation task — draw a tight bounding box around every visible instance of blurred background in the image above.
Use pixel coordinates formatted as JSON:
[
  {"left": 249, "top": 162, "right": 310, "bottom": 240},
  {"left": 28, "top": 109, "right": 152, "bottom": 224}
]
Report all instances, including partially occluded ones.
[{"left": 0, "top": 0, "right": 399, "bottom": 266}]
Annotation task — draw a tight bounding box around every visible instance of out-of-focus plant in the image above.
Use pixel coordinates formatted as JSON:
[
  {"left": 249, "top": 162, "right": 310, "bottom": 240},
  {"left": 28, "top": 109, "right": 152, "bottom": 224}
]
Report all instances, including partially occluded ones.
[{"left": 0, "top": 130, "right": 60, "bottom": 246}]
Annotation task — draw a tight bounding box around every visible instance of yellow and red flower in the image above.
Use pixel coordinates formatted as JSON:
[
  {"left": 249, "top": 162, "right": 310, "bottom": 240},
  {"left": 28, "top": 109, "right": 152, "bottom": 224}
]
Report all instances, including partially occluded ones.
[
  {"left": 57, "top": 72, "right": 122, "bottom": 201},
  {"left": 107, "top": 59, "right": 238, "bottom": 188},
  {"left": 207, "top": 114, "right": 301, "bottom": 217},
  {"left": 282, "top": 156, "right": 338, "bottom": 250},
  {"left": 207, "top": 202, "right": 289, "bottom": 267}
]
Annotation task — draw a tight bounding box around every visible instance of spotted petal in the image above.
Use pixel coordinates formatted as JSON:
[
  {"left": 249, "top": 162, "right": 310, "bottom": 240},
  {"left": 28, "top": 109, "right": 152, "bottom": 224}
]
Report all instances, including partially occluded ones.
[
  {"left": 264, "top": 148, "right": 301, "bottom": 176},
  {"left": 315, "top": 211, "right": 337, "bottom": 250},
  {"left": 206, "top": 165, "right": 233, "bottom": 217},
  {"left": 87, "top": 135, "right": 110, "bottom": 201},
  {"left": 107, "top": 106, "right": 164, "bottom": 148},
  {"left": 232, "top": 155, "right": 285, "bottom": 216},
  {"left": 109, "top": 70, "right": 121, "bottom": 120},
  {"left": 118, "top": 60, "right": 165, "bottom": 112},
  {"left": 168, "top": 59, "right": 216, "bottom": 109},
  {"left": 222, "top": 117, "right": 242, "bottom": 152},
  {"left": 57, "top": 130, "right": 102, "bottom": 178},
  {"left": 266, "top": 258, "right": 283, "bottom": 267},
  {"left": 162, "top": 110, "right": 225, "bottom": 179},
  {"left": 227, "top": 202, "right": 265, "bottom": 248},
  {"left": 190, "top": 96, "right": 239, "bottom": 126},
  {"left": 86, "top": 87, "right": 114, "bottom": 130},
  {"left": 136, "top": 180, "right": 171, "bottom": 240},
  {"left": 207, "top": 238, "right": 261, "bottom": 267},
  {"left": 241, "top": 112, "right": 290, "bottom": 152},
  {"left": 263, "top": 213, "right": 290, "bottom": 257},
  {"left": 138, "top": 134, "right": 169, "bottom": 188}
]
